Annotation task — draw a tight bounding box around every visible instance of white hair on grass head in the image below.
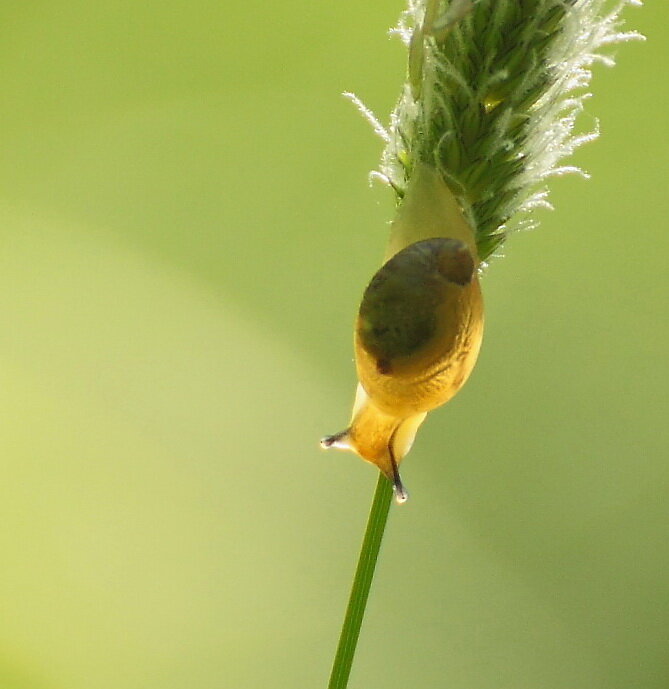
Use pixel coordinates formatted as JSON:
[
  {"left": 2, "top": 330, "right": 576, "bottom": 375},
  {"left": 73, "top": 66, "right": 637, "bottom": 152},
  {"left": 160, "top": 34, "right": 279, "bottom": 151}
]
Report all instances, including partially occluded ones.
[{"left": 346, "top": 0, "right": 644, "bottom": 263}]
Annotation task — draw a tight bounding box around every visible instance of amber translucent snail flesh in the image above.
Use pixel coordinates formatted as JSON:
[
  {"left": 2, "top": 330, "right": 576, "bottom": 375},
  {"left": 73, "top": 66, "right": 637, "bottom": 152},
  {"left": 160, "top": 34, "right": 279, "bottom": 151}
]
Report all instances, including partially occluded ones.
[{"left": 321, "top": 163, "right": 484, "bottom": 503}]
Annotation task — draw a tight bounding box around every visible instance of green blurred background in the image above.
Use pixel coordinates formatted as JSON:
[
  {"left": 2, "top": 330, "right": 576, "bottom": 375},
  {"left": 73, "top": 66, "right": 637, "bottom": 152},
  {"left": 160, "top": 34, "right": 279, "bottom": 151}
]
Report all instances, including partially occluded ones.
[{"left": 0, "top": 2, "right": 665, "bottom": 688}]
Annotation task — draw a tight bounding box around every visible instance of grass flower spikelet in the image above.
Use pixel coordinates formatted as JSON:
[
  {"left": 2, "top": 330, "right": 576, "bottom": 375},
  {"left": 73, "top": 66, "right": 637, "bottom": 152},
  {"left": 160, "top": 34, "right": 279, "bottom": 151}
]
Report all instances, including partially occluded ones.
[{"left": 368, "top": 0, "right": 643, "bottom": 262}]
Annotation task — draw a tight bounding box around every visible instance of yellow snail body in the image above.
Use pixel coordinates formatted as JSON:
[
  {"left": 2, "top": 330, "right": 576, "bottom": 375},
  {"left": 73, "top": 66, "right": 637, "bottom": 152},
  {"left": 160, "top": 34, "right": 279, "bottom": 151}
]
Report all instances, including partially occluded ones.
[{"left": 321, "top": 163, "right": 484, "bottom": 502}]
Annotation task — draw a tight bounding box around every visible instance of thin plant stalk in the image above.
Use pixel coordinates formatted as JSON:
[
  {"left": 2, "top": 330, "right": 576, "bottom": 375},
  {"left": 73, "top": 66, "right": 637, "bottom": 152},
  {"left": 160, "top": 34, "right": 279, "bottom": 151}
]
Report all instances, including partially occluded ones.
[{"left": 327, "top": 473, "right": 393, "bottom": 689}]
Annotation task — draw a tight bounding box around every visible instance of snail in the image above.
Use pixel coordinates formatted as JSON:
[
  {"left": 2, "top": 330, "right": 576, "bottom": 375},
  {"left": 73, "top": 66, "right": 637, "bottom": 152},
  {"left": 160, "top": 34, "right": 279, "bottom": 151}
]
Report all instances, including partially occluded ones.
[{"left": 321, "top": 163, "right": 484, "bottom": 503}]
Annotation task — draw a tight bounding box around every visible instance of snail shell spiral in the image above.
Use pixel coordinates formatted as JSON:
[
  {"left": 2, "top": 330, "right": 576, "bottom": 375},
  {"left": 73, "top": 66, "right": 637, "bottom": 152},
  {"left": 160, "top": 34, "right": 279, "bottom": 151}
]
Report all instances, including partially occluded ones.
[{"left": 355, "top": 237, "right": 483, "bottom": 419}]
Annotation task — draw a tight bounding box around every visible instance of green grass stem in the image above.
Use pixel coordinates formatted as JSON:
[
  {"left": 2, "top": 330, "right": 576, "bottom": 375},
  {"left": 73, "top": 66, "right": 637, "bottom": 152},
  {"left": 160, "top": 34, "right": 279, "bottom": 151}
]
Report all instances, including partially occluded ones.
[{"left": 327, "top": 473, "right": 393, "bottom": 689}]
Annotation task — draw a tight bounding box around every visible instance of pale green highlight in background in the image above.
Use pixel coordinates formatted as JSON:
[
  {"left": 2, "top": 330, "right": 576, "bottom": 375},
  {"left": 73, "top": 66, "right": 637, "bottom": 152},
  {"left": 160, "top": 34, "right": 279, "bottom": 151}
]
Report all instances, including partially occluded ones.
[{"left": 0, "top": 2, "right": 666, "bottom": 688}]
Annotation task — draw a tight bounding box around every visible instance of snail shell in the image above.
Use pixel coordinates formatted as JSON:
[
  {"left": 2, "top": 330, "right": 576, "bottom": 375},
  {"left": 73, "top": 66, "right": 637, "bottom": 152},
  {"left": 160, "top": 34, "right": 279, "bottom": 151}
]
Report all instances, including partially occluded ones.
[{"left": 355, "top": 237, "right": 483, "bottom": 419}]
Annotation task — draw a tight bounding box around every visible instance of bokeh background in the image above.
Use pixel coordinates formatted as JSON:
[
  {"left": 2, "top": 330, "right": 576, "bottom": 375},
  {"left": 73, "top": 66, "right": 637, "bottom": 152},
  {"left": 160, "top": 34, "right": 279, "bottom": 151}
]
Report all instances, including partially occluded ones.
[{"left": 0, "top": 2, "right": 665, "bottom": 688}]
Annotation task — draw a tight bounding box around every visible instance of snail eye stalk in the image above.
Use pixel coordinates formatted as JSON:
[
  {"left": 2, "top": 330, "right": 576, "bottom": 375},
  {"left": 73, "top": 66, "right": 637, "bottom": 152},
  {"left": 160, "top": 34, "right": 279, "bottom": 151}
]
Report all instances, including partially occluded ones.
[{"left": 388, "top": 443, "right": 408, "bottom": 504}]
